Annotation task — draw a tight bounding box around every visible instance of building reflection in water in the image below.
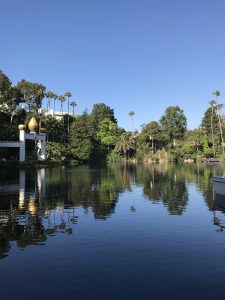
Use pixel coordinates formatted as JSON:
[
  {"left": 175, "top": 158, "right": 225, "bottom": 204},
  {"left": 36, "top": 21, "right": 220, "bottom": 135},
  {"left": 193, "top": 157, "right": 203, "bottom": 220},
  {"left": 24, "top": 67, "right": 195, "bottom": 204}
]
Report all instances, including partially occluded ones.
[{"left": 0, "top": 169, "right": 77, "bottom": 259}]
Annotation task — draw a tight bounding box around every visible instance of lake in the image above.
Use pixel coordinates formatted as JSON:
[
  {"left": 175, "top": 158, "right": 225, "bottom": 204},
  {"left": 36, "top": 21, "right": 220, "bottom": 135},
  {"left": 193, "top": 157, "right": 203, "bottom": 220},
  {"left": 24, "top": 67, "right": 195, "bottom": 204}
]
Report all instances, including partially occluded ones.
[{"left": 1, "top": 163, "right": 225, "bottom": 300}]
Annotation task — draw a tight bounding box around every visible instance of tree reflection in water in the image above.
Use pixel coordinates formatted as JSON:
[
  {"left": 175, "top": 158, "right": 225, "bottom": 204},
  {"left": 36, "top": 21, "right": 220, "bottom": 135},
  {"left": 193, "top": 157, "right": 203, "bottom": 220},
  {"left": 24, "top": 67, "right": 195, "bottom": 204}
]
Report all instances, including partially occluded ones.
[
  {"left": 0, "top": 162, "right": 223, "bottom": 259},
  {"left": 0, "top": 165, "right": 134, "bottom": 258},
  {"left": 136, "top": 164, "right": 188, "bottom": 215}
]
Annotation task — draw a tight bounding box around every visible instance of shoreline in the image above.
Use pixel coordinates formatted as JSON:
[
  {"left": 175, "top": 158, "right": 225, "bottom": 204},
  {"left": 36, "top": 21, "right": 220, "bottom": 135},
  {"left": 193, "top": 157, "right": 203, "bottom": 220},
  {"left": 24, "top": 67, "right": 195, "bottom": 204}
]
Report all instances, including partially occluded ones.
[{"left": 0, "top": 160, "right": 80, "bottom": 168}]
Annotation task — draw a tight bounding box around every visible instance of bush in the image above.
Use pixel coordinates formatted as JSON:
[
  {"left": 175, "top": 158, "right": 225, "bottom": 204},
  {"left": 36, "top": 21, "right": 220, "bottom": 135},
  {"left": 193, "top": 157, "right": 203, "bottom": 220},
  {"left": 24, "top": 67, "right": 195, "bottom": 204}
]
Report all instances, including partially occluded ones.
[
  {"left": 46, "top": 142, "right": 67, "bottom": 161},
  {"left": 107, "top": 149, "right": 122, "bottom": 162},
  {"left": 167, "top": 148, "right": 184, "bottom": 162}
]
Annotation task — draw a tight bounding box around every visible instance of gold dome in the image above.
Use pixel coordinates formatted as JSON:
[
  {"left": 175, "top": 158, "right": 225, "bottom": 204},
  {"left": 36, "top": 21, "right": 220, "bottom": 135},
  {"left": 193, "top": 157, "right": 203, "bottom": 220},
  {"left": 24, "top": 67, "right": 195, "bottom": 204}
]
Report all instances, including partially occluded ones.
[{"left": 28, "top": 117, "right": 38, "bottom": 132}]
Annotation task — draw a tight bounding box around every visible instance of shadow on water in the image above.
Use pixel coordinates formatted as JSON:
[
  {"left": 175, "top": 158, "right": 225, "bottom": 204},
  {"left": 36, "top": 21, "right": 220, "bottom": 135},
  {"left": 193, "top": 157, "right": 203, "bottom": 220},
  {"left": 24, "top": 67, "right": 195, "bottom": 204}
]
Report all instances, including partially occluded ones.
[{"left": 0, "top": 162, "right": 224, "bottom": 259}]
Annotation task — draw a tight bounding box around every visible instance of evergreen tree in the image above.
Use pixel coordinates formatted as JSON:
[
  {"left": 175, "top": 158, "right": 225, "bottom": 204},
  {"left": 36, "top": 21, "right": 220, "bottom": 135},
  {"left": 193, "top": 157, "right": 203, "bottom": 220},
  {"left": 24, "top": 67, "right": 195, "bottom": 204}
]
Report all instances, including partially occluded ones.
[
  {"left": 69, "top": 112, "right": 95, "bottom": 161},
  {"left": 201, "top": 107, "right": 220, "bottom": 146},
  {"left": 160, "top": 106, "right": 187, "bottom": 147},
  {"left": 91, "top": 103, "right": 117, "bottom": 130}
]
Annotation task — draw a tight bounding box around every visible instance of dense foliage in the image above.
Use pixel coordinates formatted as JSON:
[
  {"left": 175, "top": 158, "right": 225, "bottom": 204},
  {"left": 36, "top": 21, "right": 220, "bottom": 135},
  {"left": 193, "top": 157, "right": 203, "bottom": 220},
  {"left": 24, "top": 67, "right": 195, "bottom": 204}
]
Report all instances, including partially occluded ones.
[{"left": 1, "top": 69, "right": 225, "bottom": 163}]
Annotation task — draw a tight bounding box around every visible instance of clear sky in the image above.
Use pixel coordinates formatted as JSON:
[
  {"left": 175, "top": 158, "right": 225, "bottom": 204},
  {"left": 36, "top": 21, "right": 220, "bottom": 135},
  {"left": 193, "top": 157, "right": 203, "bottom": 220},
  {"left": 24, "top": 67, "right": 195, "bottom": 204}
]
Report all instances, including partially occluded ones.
[{"left": 1, "top": 0, "right": 225, "bottom": 131}]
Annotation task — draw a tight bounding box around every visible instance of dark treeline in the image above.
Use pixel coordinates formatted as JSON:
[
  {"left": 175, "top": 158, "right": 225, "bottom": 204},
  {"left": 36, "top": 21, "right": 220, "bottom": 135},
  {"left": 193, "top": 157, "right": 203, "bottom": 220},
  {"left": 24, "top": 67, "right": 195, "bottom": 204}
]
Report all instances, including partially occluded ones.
[{"left": 0, "top": 69, "right": 225, "bottom": 162}]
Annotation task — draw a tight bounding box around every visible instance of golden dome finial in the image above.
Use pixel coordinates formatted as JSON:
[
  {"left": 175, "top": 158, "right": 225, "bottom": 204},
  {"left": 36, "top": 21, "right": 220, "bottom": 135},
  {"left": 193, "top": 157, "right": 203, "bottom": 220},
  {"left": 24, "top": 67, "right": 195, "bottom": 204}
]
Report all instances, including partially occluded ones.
[{"left": 28, "top": 117, "right": 38, "bottom": 132}]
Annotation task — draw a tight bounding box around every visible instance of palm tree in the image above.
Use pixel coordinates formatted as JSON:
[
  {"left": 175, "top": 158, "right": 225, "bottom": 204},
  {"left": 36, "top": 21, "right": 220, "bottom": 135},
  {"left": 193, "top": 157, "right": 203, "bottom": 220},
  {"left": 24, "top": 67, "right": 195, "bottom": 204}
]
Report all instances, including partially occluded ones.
[
  {"left": 128, "top": 111, "right": 135, "bottom": 132},
  {"left": 209, "top": 100, "right": 216, "bottom": 156},
  {"left": 115, "top": 132, "right": 136, "bottom": 159},
  {"left": 58, "top": 95, "right": 66, "bottom": 143},
  {"left": 213, "top": 91, "right": 224, "bottom": 154},
  {"left": 58, "top": 95, "right": 66, "bottom": 129},
  {"left": 58, "top": 95, "right": 66, "bottom": 116},
  {"left": 70, "top": 101, "right": 77, "bottom": 115},
  {"left": 213, "top": 90, "right": 220, "bottom": 98},
  {"left": 45, "top": 91, "right": 54, "bottom": 116},
  {"left": 53, "top": 93, "right": 58, "bottom": 118},
  {"left": 65, "top": 91, "right": 72, "bottom": 134},
  {"left": 65, "top": 91, "right": 72, "bottom": 114}
]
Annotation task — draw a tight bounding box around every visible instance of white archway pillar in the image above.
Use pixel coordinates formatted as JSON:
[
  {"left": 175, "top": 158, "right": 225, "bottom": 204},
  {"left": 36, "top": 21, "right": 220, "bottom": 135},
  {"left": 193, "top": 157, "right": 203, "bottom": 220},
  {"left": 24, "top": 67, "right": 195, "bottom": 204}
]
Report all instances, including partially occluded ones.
[{"left": 19, "top": 130, "right": 25, "bottom": 161}]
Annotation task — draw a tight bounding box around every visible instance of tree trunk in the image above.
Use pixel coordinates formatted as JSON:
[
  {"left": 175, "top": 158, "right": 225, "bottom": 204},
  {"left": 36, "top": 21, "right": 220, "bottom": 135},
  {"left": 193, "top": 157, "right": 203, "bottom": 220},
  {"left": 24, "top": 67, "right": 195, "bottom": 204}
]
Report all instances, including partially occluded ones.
[
  {"left": 67, "top": 99, "right": 70, "bottom": 134},
  {"left": 211, "top": 108, "right": 215, "bottom": 156},
  {"left": 132, "top": 116, "right": 134, "bottom": 133},
  {"left": 217, "top": 106, "right": 224, "bottom": 154},
  {"left": 53, "top": 99, "right": 55, "bottom": 118}
]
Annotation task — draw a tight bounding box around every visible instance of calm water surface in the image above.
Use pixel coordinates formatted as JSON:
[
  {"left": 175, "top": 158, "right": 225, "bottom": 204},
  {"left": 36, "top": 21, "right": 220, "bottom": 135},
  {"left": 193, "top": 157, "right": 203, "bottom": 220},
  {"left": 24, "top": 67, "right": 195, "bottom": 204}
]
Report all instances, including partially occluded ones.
[{"left": 1, "top": 163, "right": 225, "bottom": 300}]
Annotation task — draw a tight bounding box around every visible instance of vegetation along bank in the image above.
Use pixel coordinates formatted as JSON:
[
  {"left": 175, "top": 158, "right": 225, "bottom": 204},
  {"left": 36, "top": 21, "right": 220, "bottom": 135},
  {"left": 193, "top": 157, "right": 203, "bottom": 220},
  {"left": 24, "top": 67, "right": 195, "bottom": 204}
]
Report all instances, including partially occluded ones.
[{"left": 0, "top": 69, "right": 224, "bottom": 164}]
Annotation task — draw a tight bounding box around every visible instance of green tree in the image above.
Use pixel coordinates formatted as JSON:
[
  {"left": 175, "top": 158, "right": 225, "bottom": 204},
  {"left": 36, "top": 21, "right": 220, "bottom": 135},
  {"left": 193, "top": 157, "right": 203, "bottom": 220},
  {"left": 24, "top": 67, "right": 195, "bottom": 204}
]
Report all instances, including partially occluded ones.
[
  {"left": 201, "top": 105, "right": 221, "bottom": 151},
  {"left": 184, "top": 128, "right": 206, "bottom": 153},
  {"left": 115, "top": 132, "right": 136, "bottom": 159},
  {"left": 209, "top": 100, "right": 216, "bottom": 155},
  {"left": 91, "top": 103, "right": 117, "bottom": 130},
  {"left": 69, "top": 112, "right": 94, "bottom": 161},
  {"left": 0, "top": 70, "right": 23, "bottom": 125},
  {"left": 216, "top": 102, "right": 224, "bottom": 154},
  {"left": 0, "top": 70, "right": 11, "bottom": 93},
  {"left": 128, "top": 111, "right": 135, "bottom": 132},
  {"left": 46, "top": 141, "right": 67, "bottom": 161},
  {"left": 97, "top": 118, "right": 120, "bottom": 148},
  {"left": 160, "top": 106, "right": 187, "bottom": 147},
  {"left": 44, "top": 116, "right": 64, "bottom": 143},
  {"left": 65, "top": 91, "right": 72, "bottom": 134},
  {"left": 139, "top": 121, "right": 161, "bottom": 150},
  {"left": 212, "top": 91, "right": 224, "bottom": 154},
  {"left": 17, "top": 79, "right": 46, "bottom": 114},
  {"left": 53, "top": 93, "right": 58, "bottom": 117},
  {"left": 65, "top": 91, "right": 72, "bottom": 114},
  {"left": 58, "top": 95, "right": 66, "bottom": 116},
  {"left": 70, "top": 101, "right": 77, "bottom": 115},
  {"left": 45, "top": 91, "right": 54, "bottom": 115}
]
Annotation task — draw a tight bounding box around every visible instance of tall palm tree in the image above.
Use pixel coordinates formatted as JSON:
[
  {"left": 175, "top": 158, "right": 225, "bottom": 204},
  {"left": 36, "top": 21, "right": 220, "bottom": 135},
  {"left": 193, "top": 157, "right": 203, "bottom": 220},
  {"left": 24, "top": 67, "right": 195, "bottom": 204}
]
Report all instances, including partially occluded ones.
[
  {"left": 58, "top": 95, "right": 66, "bottom": 143},
  {"left": 70, "top": 101, "right": 77, "bottom": 115},
  {"left": 65, "top": 91, "right": 72, "bottom": 114},
  {"left": 59, "top": 95, "right": 66, "bottom": 116},
  {"left": 46, "top": 91, "right": 54, "bottom": 116},
  {"left": 58, "top": 95, "right": 66, "bottom": 129},
  {"left": 209, "top": 100, "right": 216, "bottom": 156},
  {"left": 65, "top": 91, "right": 72, "bottom": 134},
  {"left": 128, "top": 111, "right": 135, "bottom": 133},
  {"left": 212, "top": 91, "right": 224, "bottom": 154},
  {"left": 53, "top": 93, "right": 58, "bottom": 118}
]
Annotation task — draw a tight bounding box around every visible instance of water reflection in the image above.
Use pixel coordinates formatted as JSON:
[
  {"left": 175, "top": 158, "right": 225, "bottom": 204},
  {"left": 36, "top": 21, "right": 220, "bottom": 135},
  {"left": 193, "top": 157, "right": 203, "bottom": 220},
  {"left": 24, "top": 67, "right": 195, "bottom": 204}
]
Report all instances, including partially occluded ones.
[
  {"left": 136, "top": 164, "right": 188, "bottom": 215},
  {"left": 0, "top": 168, "right": 77, "bottom": 259},
  {"left": 213, "top": 194, "right": 225, "bottom": 232},
  {"left": 0, "top": 163, "right": 223, "bottom": 259}
]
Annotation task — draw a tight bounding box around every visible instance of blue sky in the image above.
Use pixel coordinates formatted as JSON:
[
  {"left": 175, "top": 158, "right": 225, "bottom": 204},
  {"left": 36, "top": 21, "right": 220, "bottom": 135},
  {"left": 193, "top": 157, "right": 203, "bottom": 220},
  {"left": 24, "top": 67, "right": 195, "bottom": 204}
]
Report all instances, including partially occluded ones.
[{"left": 1, "top": 0, "right": 225, "bottom": 131}]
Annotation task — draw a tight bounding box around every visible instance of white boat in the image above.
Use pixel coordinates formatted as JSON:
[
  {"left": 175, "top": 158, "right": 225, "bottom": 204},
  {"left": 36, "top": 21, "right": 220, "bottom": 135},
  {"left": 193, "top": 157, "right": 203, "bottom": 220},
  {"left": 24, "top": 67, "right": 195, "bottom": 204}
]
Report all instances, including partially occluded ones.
[{"left": 212, "top": 176, "right": 225, "bottom": 195}]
